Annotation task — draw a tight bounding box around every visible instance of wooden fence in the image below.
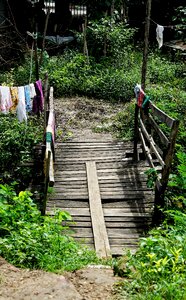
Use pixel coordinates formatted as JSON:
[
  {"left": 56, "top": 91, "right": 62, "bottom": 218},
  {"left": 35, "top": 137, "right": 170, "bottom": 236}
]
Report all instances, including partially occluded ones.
[
  {"left": 42, "top": 75, "right": 55, "bottom": 215},
  {"left": 133, "top": 101, "right": 179, "bottom": 222}
]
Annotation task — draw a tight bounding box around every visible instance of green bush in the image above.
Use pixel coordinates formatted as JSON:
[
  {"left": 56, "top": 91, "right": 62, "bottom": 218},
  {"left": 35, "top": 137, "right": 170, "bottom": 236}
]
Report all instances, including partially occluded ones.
[
  {"left": 47, "top": 51, "right": 140, "bottom": 101},
  {"left": 0, "top": 115, "right": 43, "bottom": 186},
  {"left": 115, "top": 210, "right": 186, "bottom": 300},
  {"left": 0, "top": 184, "right": 98, "bottom": 272}
]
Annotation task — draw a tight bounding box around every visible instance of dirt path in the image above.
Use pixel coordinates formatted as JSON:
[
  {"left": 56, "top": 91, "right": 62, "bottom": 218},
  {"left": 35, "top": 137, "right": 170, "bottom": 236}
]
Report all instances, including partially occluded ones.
[
  {"left": 0, "top": 257, "right": 123, "bottom": 300},
  {"left": 0, "top": 97, "right": 127, "bottom": 299},
  {"left": 54, "top": 96, "right": 126, "bottom": 142}
]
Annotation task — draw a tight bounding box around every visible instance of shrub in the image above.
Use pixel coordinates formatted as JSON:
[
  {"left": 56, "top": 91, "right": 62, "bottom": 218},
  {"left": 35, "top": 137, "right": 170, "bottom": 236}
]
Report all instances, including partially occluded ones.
[
  {"left": 114, "top": 210, "right": 186, "bottom": 300},
  {"left": 0, "top": 115, "right": 43, "bottom": 187},
  {"left": 0, "top": 184, "right": 99, "bottom": 272}
]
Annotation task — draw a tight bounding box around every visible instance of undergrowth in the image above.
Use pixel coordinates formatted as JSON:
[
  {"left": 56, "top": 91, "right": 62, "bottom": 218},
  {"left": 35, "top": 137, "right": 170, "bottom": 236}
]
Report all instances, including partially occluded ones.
[
  {"left": 0, "top": 115, "right": 43, "bottom": 188},
  {"left": 0, "top": 184, "right": 99, "bottom": 272},
  {"left": 114, "top": 209, "right": 186, "bottom": 300}
]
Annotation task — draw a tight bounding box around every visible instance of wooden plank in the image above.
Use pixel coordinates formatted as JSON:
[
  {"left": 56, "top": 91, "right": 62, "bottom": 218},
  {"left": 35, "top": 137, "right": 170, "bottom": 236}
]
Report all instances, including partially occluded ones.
[
  {"left": 149, "top": 101, "right": 175, "bottom": 128},
  {"left": 50, "top": 193, "right": 153, "bottom": 201},
  {"left": 148, "top": 114, "right": 169, "bottom": 147},
  {"left": 65, "top": 221, "right": 150, "bottom": 228},
  {"left": 111, "top": 246, "right": 137, "bottom": 255},
  {"left": 49, "top": 151, "right": 54, "bottom": 186},
  {"left": 138, "top": 128, "right": 154, "bottom": 168},
  {"left": 86, "top": 161, "right": 111, "bottom": 258},
  {"left": 47, "top": 207, "right": 152, "bottom": 217},
  {"left": 140, "top": 118, "right": 165, "bottom": 167}
]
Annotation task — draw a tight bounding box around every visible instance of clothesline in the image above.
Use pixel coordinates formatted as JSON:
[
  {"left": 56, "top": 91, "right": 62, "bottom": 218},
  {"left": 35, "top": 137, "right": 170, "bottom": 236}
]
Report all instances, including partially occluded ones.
[
  {"left": 149, "top": 18, "right": 175, "bottom": 28},
  {"left": 0, "top": 80, "right": 44, "bottom": 122}
]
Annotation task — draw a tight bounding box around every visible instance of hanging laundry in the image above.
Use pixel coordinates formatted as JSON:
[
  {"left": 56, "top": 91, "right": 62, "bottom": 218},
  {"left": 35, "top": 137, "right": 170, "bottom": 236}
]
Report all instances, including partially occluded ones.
[
  {"left": 134, "top": 84, "right": 145, "bottom": 108},
  {"left": 17, "top": 86, "right": 27, "bottom": 122},
  {"left": 0, "top": 86, "right": 12, "bottom": 113},
  {"left": 156, "top": 24, "right": 164, "bottom": 49},
  {"left": 10, "top": 87, "right": 19, "bottom": 112},
  {"left": 33, "top": 80, "right": 44, "bottom": 114},
  {"left": 29, "top": 83, "right": 36, "bottom": 99},
  {"left": 24, "top": 85, "right": 32, "bottom": 112}
]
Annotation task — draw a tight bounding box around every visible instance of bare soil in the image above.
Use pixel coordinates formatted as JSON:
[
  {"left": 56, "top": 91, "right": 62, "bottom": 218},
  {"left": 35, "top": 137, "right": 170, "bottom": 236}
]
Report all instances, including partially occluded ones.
[
  {"left": 0, "top": 258, "right": 122, "bottom": 300},
  {"left": 54, "top": 96, "right": 126, "bottom": 142}
]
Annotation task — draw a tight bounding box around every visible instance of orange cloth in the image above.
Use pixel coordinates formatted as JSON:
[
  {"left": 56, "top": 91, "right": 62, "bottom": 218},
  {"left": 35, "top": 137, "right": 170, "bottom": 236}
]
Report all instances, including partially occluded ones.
[{"left": 10, "top": 87, "right": 19, "bottom": 112}]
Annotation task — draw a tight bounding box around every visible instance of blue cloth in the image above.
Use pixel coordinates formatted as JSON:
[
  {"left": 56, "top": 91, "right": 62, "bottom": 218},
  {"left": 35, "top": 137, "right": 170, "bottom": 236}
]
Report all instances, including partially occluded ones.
[{"left": 24, "top": 85, "right": 32, "bottom": 112}]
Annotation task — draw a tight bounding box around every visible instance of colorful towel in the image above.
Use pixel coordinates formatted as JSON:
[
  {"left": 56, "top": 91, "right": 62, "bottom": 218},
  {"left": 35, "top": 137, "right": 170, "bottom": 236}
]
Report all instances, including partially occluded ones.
[
  {"left": 0, "top": 86, "right": 12, "bottom": 113},
  {"left": 17, "top": 86, "right": 27, "bottom": 122},
  {"left": 10, "top": 87, "right": 19, "bottom": 112},
  {"left": 24, "top": 85, "right": 32, "bottom": 112}
]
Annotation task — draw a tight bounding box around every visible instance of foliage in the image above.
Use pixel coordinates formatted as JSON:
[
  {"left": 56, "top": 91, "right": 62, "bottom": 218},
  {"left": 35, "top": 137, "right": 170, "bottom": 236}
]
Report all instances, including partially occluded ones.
[
  {"left": 111, "top": 100, "right": 135, "bottom": 140},
  {"left": 0, "top": 115, "right": 43, "bottom": 187},
  {"left": 0, "top": 184, "right": 99, "bottom": 272},
  {"left": 147, "top": 53, "right": 185, "bottom": 88},
  {"left": 114, "top": 209, "right": 186, "bottom": 300},
  {"left": 168, "top": 149, "right": 186, "bottom": 210},
  {"left": 85, "top": 16, "right": 136, "bottom": 62},
  {"left": 172, "top": 6, "right": 186, "bottom": 39},
  {"left": 144, "top": 168, "right": 158, "bottom": 188},
  {"left": 47, "top": 50, "right": 140, "bottom": 101}
]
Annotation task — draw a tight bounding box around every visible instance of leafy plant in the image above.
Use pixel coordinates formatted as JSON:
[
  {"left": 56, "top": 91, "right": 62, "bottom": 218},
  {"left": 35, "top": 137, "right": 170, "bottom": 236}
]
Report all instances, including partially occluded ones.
[
  {"left": 145, "top": 168, "right": 158, "bottom": 188},
  {"left": 114, "top": 209, "right": 186, "bottom": 300},
  {"left": 0, "top": 115, "right": 43, "bottom": 187},
  {"left": 0, "top": 184, "right": 99, "bottom": 272}
]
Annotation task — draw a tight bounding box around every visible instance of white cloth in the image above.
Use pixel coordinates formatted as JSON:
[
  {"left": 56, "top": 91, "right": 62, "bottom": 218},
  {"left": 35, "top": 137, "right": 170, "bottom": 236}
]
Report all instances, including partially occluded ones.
[
  {"left": 156, "top": 24, "right": 164, "bottom": 49},
  {"left": 17, "top": 86, "right": 27, "bottom": 122},
  {"left": 29, "top": 83, "right": 36, "bottom": 98},
  {"left": 0, "top": 86, "right": 12, "bottom": 113}
]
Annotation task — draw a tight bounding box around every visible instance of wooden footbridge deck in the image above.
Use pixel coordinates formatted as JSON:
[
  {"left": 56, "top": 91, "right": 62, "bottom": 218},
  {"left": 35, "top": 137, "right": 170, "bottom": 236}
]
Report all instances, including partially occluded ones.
[
  {"left": 43, "top": 85, "right": 179, "bottom": 258},
  {"left": 46, "top": 140, "right": 154, "bottom": 256}
]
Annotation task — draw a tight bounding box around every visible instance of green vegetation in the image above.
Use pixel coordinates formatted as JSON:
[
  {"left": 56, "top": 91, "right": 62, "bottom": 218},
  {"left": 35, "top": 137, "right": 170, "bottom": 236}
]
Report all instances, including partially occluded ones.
[
  {"left": 0, "top": 184, "right": 99, "bottom": 272},
  {"left": 0, "top": 115, "right": 43, "bottom": 188},
  {"left": 114, "top": 209, "right": 186, "bottom": 300}
]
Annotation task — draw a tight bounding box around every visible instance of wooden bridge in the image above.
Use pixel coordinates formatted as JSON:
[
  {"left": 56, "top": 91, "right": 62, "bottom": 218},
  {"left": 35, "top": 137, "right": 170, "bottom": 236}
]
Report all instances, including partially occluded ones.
[{"left": 42, "top": 84, "right": 179, "bottom": 258}]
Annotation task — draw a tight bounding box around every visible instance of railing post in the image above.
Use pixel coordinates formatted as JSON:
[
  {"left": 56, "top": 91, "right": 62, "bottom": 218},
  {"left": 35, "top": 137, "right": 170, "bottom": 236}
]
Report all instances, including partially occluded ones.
[
  {"left": 133, "top": 104, "right": 139, "bottom": 161},
  {"left": 44, "top": 73, "right": 49, "bottom": 132},
  {"left": 153, "top": 119, "right": 179, "bottom": 224}
]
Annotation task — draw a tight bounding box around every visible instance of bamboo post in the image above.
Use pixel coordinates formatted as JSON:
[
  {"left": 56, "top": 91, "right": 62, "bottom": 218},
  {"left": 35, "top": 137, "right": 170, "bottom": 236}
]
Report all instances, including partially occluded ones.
[
  {"left": 40, "top": 8, "right": 50, "bottom": 66},
  {"left": 133, "top": 104, "right": 139, "bottom": 161},
  {"left": 42, "top": 149, "right": 51, "bottom": 215},
  {"left": 34, "top": 28, "right": 39, "bottom": 81},
  {"left": 44, "top": 73, "right": 49, "bottom": 132},
  {"left": 141, "top": 0, "right": 152, "bottom": 90},
  {"left": 82, "top": 17, "right": 89, "bottom": 64},
  {"left": 153, "top": 119, "right": 179, "bottom": 224}
]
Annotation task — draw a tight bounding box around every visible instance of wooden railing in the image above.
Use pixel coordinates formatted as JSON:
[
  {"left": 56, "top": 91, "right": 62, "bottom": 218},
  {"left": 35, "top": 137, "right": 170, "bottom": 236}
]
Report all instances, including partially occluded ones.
[
  {"left": 42, "top": 76, "right": 55, "bottom": 215},
  {"left": 134, "top": 100, "right": 179, "bottom": 221}
]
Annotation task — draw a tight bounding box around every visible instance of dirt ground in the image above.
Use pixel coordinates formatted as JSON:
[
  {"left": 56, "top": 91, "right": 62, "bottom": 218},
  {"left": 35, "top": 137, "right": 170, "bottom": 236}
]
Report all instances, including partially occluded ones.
[
  {"left": 54, "top": 96, "right": 126, "bottom": 142},
  {"left": 0, "top": 97, "right": 127, "bottom": 299},
  {"left": 0, "top": 257, "right": 123, "bottom": 300}
]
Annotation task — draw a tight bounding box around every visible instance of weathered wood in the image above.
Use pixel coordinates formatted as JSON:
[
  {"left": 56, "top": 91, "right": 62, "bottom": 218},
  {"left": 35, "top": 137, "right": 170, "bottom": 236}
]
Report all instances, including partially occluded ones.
[
  {"left": 47, "top": 207, "right": 152, "bottom": 217},
  {"left": 154, "top": 119, "right": 179, "bottom": 222},
  {"left": 43, "top": 73, "right": 49, "bottom": 130},
  {"left": 148, "top": 114, "right": 169, "bottom": 147},
  {"left": 141, "top": 0, "right": 152, "bottom": 89},
  {"left": 133, "top": 104, "right": 139, "bottom": 161},
  {"left": 140, "top": 118, "right": 165, "bottom": 167},
  {"left": 65, "top": 221, "right": 150, "bottom": 228},
  {"left": 138, "top": 128, "right": 154, "bottom": 168},
  {"left": 149, "top": 101, "right": 175, "bottom": 128},
  {"left": 49, "top": 87, "right": 54, "bottom": 110},
  {"left": 86, "top": 161, "right": 111, "bottom": 258}
]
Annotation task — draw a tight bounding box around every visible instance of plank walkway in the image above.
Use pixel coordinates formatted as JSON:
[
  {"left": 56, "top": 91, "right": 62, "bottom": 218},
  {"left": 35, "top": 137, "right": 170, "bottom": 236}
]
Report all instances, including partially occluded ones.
[{"left": 46, "top": 140, "right": 154, "bottom": 256}]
